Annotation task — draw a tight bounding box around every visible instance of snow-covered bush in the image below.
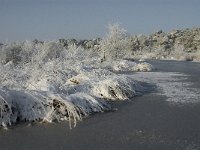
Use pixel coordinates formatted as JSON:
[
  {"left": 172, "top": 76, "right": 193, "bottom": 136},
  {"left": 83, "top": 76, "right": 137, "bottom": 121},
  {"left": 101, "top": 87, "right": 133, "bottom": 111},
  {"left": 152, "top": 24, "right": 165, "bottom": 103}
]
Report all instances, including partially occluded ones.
[
  {"left": 31, "top": 41, "right": 65, "bottom": 64},
  {"left": 193, "top": 50, "right": 200, "bottom": 61},
  {"left": 113, "top": 60, "right": 137, "bottom": 71},
  {"left": 112, "top": 60, "right": 154, "bottom": 72},
  {"left": 0, "top": 32, "right": 153, "bottom": 129},
  {"left": 0, "top": 43, "right": 23, "bottom": 64},
  {"left": 133, "top": 62, "right": 154, "bottom": 72},
  {"left": 99, "top": 23, "right": 131, "bottom": 60}
]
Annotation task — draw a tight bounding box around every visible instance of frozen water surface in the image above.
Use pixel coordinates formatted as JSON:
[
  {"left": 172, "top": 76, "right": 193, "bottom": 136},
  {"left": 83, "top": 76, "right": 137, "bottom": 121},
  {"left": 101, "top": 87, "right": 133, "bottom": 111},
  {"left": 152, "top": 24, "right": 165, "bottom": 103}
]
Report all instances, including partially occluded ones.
[{"left": 132, "top": 72, "right": 200, "bottom": 103}]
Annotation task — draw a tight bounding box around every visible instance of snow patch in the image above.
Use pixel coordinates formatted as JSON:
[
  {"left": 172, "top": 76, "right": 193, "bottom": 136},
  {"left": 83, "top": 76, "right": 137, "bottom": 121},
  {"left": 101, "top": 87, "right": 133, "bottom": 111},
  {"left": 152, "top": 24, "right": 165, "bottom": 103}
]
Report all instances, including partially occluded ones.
[{"left": 132, "top": 72, "right": 200, "bottom": 103}]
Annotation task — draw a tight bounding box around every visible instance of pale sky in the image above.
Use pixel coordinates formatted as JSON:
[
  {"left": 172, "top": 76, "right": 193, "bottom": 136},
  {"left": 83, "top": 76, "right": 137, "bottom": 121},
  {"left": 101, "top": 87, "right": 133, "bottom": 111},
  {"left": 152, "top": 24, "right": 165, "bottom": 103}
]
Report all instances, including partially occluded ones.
[{"left": 0, "top": 0, "right": 200, "bottom": 42}]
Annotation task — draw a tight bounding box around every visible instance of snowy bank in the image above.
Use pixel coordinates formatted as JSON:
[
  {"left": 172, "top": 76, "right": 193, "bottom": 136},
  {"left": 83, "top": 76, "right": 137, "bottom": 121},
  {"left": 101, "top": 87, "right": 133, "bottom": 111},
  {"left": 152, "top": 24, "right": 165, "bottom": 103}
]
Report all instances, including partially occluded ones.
[{"left": 0, "top": 41, "right": 151, "bottom": 129}]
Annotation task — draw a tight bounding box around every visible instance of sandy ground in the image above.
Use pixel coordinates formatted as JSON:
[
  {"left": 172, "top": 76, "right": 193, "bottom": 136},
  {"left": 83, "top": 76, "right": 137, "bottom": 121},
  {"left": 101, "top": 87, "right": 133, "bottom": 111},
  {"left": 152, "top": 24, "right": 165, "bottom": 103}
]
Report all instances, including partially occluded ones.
[{"left": 0, "top": 60, "right": 200, "bottom": 150}]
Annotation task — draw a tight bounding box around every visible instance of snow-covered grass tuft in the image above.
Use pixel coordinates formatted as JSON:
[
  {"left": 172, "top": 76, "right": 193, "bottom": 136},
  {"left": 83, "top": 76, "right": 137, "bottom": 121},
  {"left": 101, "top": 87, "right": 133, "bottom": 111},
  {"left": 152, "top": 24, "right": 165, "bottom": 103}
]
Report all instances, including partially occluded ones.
[
  {"left": 92, "top": 75, "right": 143, "bottom": 100},
  {"left": 68, "top": 93, "right": 110, "bottom": 115},
  {"left": 0, "top": 88, "right": 83, "bottom": 128},
  {"left": 0, "top": 88, "right": 13, "bottom": 128}
]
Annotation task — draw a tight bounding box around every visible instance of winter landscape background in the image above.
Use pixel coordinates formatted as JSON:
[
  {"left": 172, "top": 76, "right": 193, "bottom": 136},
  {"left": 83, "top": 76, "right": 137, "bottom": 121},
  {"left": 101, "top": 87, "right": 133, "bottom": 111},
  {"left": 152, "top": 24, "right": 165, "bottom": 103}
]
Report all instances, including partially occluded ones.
[
  {"left": 1, "top": 0, "right": 200, "bottom": 149},
  {"left": 0, "top": 23, "right": 200, "bottom": 129}
]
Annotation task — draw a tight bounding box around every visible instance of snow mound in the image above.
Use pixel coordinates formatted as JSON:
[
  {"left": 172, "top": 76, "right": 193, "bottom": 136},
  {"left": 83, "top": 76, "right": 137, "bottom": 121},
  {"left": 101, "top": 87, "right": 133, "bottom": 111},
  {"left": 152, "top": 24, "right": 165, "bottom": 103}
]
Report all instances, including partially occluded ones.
[
  {"left": 113, "top": 60, "right": 154, "bottom": 72},
  {"left": 113, "top": 60, "right": 137, "bottom": 71},
  {"left": 133, "top": 62, "right": 154, "bottom": 72}
]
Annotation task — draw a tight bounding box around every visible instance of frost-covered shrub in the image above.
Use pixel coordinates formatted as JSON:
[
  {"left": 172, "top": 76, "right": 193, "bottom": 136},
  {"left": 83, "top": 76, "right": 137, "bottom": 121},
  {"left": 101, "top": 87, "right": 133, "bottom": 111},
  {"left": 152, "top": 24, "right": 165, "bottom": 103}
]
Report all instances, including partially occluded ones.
[
  {"left": 171, "top": 44, "right": 186, "bottom": 60},
  {"left": 170, "top": 44, "right": 194, "bottom": 61},
  {"left": 193, "top": 50, "right": 200, "bottom": 61},
  {"left": 0, "top": 43, "right": 23, "bottom": 64},
  {"left": 0, "top": 41, "right": 38, "bottom": 65},
  {"left": 113, "top": 60, "right": 137, "bottom": 71},
  {"left": 112, "top": 60, "right": 154, "bottom": 72},
  {"left": 99, "top": 23, "right": 131, "bottom": 60},
  {"left": 133, "top": 62, "right": 154, "bottom": 72},
  {"left": 32, "top": 41, "right": 65, "bottom": 63}
]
